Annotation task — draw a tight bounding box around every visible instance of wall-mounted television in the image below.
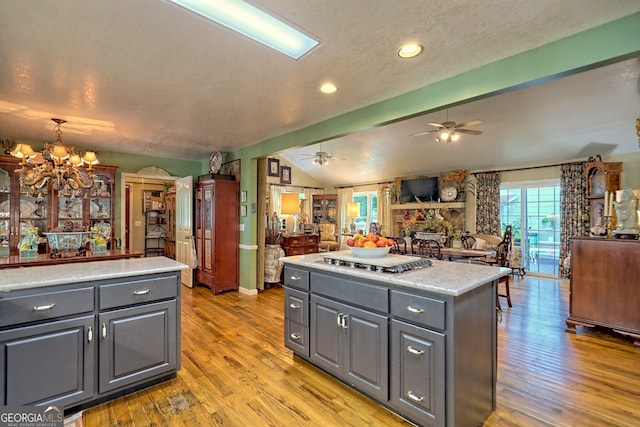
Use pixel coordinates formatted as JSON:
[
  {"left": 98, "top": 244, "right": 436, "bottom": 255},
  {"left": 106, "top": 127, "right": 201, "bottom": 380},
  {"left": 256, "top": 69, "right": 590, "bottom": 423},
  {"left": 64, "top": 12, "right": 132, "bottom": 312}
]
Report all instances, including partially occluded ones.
[{"left": 400, "top": 176, "right": 438, "bottom": 203}]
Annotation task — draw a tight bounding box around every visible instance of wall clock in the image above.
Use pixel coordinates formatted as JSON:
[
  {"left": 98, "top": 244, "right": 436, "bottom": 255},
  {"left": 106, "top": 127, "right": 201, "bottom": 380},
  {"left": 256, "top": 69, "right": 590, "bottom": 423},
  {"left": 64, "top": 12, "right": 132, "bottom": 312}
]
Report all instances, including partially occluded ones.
[
  {"left": 209, "top": 151, "right": 222, "bottom": 174},
  {"left": 440, "top": 186, "right": 458, "bottom": 202}
]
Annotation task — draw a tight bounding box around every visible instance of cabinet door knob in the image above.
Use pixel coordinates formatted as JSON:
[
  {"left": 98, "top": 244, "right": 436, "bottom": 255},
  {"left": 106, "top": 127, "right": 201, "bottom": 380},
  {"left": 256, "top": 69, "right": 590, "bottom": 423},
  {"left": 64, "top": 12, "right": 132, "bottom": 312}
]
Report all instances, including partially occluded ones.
[
  {"left": 133, "top": 288, "right": 150, "bottom": 295},
  {"left": 407, "top": 345, "right": 425, "bottom": 355},
  {"left": 290, "top": 275, "right": 300, "bottom": 281},
  {"left": 289, "top": 303, "right": 300, "bottom": 309},
  {"left": 101, "top": 322, "right": 107, "bottom": 339},
  {"left": 407, "top": 390, "right": 424, "bottom": 402},
  {"left": 290, "top": 333, "right": 301, "bottom": 340},
  {"left": 32, "top": 303, "right": 55, "bottom": 311},
  {"left": 406, "top": 306, "right": 424, "bottom": 314},
  {"left": 87, "top": 326, "right": 93, "bottom": 343}
]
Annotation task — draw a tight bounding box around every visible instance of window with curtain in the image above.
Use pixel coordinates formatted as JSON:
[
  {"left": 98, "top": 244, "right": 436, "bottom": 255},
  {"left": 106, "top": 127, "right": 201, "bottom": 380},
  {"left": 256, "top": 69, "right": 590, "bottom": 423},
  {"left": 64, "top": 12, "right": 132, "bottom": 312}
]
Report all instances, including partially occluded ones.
[{"left": 353, "top": 191, "right": 378, "bottom": 233}]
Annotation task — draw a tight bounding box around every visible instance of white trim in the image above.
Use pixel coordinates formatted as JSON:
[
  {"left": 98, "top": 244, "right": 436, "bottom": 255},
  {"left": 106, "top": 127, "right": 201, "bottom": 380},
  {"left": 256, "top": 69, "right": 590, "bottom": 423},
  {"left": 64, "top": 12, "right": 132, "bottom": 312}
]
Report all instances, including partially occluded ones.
[
  {"left": 238, "top": 287, "right": 258, "bottom": 296},
  {"left": 120, "top": 172, "right": 178, "bottom": 251}
]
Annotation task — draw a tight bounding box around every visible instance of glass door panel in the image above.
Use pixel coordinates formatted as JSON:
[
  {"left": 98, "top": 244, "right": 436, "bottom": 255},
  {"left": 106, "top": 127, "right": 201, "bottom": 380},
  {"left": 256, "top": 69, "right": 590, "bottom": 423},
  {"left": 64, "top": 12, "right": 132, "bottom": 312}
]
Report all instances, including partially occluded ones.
[
  {"left": 20, "top": 186, "right": 49, "bottom": 248},
  {"left": 57, "top": 196, "right": 83, "bottom": 229},
  {"left": 0, "top": 167, "right": 10, "bottom": 256},
  {"left": 501, "top": 182, "right": 561, "bottom": 277}
]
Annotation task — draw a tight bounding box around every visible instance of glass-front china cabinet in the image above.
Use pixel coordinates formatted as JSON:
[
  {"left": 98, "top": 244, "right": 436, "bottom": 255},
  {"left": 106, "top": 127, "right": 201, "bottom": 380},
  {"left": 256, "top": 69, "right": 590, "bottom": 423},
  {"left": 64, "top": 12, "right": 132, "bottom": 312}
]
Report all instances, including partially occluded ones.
[{"left": 0, "top": 154, "right": 116, "bottom": 256}]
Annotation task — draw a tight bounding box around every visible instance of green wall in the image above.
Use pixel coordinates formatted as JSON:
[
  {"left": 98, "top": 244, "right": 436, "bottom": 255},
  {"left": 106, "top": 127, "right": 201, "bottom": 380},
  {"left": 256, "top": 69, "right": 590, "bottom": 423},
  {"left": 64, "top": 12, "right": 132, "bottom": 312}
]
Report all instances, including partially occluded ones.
[{"left": 230, "top": 13, "right": 640, "bottom": 291}]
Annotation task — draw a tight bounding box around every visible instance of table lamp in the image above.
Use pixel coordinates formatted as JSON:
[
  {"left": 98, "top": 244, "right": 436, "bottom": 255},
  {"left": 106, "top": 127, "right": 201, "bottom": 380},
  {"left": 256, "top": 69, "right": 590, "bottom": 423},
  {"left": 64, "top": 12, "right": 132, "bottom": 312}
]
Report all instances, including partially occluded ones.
[
  {"left": 281, "top": 193, "right": 300, "bottom": 234},
  {"left": 347, "top": 202, "right": 360, "bottom": 234}
]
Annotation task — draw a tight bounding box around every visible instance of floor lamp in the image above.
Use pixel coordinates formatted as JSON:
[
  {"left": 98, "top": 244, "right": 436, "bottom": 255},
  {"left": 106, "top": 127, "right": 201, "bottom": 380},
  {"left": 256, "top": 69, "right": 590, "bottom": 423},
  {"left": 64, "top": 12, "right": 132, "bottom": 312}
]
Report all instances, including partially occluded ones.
[
  {"left": 281, "top": 193, "right": 300, "bottom": 234},
  {"left": 347, "top": 202, "right": 360, "bottom": 234}
]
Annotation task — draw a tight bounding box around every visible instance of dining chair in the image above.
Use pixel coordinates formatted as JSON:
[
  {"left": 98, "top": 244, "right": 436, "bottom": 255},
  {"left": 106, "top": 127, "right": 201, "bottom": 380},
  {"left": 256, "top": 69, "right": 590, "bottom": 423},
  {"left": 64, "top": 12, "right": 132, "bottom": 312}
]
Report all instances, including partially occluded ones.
[
  {"left": 388, "top": 236, "right": 406, "bottom": 254},
  {"left": 494, "top": 239, "right": 513, "bottom": 309},
  {"left": 411, "top": 238, "right": 442, "bottom": 259},
  {"left": 461, "top": 234, "right": 476, "bottom": 249}
]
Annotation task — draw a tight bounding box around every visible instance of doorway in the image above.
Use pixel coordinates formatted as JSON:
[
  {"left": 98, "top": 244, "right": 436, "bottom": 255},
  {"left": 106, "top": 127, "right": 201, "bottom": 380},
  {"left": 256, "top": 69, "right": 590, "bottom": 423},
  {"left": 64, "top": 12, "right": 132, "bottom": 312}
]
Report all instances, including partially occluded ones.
[{"left": 500, "top": 180, "right": 561, "bottom": 277}]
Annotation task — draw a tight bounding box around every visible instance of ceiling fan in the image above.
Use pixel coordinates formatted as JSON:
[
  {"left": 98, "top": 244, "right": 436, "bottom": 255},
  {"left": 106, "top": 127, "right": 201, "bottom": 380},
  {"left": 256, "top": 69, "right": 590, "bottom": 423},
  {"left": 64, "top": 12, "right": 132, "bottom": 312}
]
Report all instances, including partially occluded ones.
[
  {"left": 299, "top": 150, "right": 345, "bottom": 165},
  {"left": 411, "top": 111, "right": 483, "bottom": 142}
]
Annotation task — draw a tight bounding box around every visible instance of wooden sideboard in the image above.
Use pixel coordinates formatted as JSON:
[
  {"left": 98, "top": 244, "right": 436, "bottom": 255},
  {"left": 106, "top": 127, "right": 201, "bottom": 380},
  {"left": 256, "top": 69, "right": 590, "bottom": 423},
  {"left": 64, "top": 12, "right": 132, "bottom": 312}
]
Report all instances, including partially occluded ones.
[
  {"left": 566, "top": 237, "right": 640, "bottom": 346},
  {"left": 280, "top": 234, "right": 318, "bottom": 256}
]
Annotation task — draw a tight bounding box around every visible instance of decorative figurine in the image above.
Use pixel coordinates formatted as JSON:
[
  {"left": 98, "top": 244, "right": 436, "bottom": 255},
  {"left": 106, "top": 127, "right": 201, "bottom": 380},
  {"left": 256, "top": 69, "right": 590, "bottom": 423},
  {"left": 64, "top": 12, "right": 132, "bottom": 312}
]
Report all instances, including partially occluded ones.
[{"left": 612, "top": 188, "right": 639, "bottom": 238}]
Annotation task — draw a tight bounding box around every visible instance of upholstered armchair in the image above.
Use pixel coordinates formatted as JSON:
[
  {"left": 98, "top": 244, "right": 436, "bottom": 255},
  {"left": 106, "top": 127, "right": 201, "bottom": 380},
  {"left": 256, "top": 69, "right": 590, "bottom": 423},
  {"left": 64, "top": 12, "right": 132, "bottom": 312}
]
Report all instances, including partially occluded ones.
[{"left": 317, "top": 223, "right": 339, "bottom": 251}]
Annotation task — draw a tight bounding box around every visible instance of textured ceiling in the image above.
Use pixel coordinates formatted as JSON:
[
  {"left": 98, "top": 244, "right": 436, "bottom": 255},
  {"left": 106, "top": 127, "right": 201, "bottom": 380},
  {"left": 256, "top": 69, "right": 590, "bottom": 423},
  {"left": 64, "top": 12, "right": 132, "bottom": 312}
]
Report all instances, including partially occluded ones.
[{"left": 0, "top": 1, "right": 639, "bottom": 184}]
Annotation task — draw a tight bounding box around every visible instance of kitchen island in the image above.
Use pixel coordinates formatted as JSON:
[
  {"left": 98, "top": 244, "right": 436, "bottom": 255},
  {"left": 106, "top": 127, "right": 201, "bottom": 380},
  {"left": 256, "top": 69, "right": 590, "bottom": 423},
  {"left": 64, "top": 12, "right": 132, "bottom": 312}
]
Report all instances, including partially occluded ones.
[
  {"left": 0, "top": 257, "right": 188, "bottom": 413},
  {"left": 281, "top": 251, "right": 509, "bottom": 427}
]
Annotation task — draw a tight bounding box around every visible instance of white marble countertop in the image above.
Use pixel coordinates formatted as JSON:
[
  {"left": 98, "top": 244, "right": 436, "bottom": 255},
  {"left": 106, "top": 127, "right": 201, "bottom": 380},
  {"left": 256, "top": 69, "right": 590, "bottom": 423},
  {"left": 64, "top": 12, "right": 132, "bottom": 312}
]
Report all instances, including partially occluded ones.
[
  {"left": 1, "top": 257, "right": 189, "bottom": 293},
  {"left": 281, "top": 252, "right": 510, "bottom": 296}
]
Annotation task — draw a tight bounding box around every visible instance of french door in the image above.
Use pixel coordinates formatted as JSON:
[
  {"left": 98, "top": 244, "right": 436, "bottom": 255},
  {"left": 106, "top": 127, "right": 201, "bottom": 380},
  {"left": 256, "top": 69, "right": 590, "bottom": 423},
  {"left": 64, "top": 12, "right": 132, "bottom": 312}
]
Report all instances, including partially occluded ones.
[{"left": 500, "top": 180, "right": 561, "bottom": 277}]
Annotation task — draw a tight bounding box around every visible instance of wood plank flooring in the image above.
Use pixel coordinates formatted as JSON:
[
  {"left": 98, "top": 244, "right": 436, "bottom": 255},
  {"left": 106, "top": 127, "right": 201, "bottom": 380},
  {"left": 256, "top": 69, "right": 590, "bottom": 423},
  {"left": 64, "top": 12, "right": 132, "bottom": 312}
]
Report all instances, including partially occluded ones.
[{"left": 82, "top": 275, "right": 640, "bottom": 426}]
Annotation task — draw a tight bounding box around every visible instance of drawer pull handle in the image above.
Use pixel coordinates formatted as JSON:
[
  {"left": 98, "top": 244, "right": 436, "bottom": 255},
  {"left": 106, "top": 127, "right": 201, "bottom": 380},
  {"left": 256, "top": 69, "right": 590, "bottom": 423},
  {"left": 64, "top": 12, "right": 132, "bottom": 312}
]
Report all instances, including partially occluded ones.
[
  {"left": 289, "top": 303, "right": 301, "bottom": 309},
  {"left": 133, "top": 288, "right": 150, "bottom": 295},
  {"left": 337, "top": 313, "right": 348, "bottom": 329},
  {"left": 101, "top": 323, "right": 107, "bottom": 339},
  {"left": 290, "top": 333, "right": 301, "bottom": 340},
  {"left": 406, "top": 306, "right": 424, "bottom": 314},
  {"left": 407, "top": 346, "right": 425, "bottom": 355},
  {"left": 33, "top": 303, "right": 55, "bottom": 311},
  {"left": 407, "top": 391, "right": 424, "bottom": 402},
  {"left": 290, "top": 275, "right": 301, "bottom": 281},
  {"left": 87, "top": 326, "right": 93, "bottom": 343}
]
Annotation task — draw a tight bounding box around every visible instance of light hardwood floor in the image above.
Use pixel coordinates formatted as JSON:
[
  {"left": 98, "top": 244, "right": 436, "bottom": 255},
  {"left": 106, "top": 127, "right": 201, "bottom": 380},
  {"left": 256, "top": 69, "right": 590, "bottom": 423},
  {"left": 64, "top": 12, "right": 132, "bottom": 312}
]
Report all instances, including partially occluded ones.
[{"left": 82, "top": 275, "right": 640, "bottom": 426}]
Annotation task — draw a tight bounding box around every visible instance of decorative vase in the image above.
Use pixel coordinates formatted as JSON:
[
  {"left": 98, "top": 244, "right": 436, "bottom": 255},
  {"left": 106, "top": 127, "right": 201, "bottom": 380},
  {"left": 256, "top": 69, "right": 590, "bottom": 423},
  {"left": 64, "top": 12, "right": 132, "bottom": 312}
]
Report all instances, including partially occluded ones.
[
  {"left": 452, "top": 237, "right": 463, "bottom": 249},
  {"left": 264, "top": 244, "right": 285, "bottom": 284}
]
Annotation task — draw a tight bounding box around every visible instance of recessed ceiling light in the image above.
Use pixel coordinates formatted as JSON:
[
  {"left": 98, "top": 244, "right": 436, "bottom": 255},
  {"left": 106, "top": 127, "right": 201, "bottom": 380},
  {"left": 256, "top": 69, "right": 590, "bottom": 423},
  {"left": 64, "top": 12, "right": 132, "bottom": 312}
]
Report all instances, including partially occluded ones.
[
  {"left": 170, "top": 0, "right": 319, "bottom": 60},
  {"left": 398, "top": 43, "right": 423, "bottom": 59},
  {"left": 320, "top": 83, "right": 337, "bottom": 94}
]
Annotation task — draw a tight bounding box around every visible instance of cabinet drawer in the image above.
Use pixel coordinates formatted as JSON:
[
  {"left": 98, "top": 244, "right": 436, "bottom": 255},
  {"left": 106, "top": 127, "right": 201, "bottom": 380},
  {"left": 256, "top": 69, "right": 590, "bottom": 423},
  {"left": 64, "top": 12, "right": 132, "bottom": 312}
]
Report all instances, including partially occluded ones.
[
  {"left": 391, "top": 290, "right": 445, "bottom": 331},
  {"left": 0, "top": 287, "right": 94, "bottom": 328},
  {"left": 390, "top": 319, "right": 445, "bottom": 426},
  {"left": 100, "top": 275, "right": 178, "bottom": 310},
  {"left": 285, "top": 236, "right": 312, "bottom": 246},
  {"left": 311, "top": 272, "right": 388, "bottom": 313},
  {"left": 284, "top": 320, "right": 309, "bottom": 357},
  {"left": 285, "top": 288, "right": 308, "bottom": 326},
  {"left": 283, "top": 267, "right": 310, "bottom": 290},
  {"left": 285, "top": 246, "right": 316, "bottom": 256}
]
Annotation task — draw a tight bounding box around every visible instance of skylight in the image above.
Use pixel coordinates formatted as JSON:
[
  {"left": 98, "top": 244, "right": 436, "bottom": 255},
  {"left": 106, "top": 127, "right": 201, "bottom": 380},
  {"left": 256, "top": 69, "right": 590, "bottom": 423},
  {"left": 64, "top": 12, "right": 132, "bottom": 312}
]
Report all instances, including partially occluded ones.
[{"left": 169, "top": 0, "right": 319, "bottom": 60}]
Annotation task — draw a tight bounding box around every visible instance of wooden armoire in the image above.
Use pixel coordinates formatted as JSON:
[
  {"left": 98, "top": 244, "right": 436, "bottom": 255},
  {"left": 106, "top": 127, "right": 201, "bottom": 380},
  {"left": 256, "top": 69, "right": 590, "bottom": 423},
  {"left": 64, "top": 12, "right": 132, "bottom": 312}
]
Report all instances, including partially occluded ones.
[{"left": 195, "top": 177, "right": 239, "bottom": 294}]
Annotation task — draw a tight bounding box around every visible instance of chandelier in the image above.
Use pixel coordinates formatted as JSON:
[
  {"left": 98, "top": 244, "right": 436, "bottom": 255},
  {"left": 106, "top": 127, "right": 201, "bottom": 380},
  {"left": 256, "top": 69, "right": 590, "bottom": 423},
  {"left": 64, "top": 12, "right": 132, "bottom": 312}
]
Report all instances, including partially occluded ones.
[{"left": 10, "top": 118, "right": 99, "bottom": 196}]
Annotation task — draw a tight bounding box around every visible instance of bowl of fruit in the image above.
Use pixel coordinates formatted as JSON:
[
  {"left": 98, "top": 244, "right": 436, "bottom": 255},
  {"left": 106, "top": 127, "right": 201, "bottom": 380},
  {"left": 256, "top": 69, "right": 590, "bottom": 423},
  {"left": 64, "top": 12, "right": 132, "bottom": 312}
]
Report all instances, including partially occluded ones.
[{"left": 346, "top": 233, "right": 394, "bottom": 258}]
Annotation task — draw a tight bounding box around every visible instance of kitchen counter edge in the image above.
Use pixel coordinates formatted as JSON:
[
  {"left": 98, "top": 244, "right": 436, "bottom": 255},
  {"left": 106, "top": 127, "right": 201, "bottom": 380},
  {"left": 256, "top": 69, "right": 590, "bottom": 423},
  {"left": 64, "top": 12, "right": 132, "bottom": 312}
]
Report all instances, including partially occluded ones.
[
  {"left": 1, "top": 257, "right": 189, "bottom": 292},
  {"left": 281, "top": 253, "right": 510, "bottom": 296}
]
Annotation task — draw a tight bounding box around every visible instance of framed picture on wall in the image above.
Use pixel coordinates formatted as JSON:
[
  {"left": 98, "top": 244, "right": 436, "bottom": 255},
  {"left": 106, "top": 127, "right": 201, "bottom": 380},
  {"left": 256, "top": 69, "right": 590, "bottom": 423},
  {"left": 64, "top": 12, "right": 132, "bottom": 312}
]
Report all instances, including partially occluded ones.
[
  {"left": 280, "top": 166, "right": 291, "bottom": 184},
  {"left": 241, "top": 205, "right": 247, "bottom": 217},
  {"left": 267, "top": 158, "right": 280, "bottom": 177},
  {"left": 241, "top": 190, "right": 247, "bottom": 203}
]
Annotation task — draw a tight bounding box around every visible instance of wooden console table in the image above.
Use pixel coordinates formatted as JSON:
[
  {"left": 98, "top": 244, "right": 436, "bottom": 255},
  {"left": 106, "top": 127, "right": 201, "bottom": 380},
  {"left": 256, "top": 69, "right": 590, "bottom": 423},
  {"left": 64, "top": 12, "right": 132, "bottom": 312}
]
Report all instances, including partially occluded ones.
[
  {"left": 280, "top": 234, "right": 318, "bottom": 256},
  {"left": 0, "top": 249, "right": 143, "bottom": 269},
  {"left": 566, "top": 237, "right": 640, "bottom": 347}
]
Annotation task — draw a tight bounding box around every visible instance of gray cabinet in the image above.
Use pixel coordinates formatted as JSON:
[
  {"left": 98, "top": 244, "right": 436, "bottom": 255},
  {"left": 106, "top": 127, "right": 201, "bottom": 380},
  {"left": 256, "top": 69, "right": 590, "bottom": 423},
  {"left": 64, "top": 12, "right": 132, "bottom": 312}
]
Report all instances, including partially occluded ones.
[
  {"left": 389, "top": 289, "right": 446, "bottom": 427},
  {"left": 310, "top": 294, "right": 388, "bottom": 402},
  {"left": 99, "top": 300, "right": 177, "bottom": 393},
  {"left": 390, "top": 319, "right": 445, "bottom": 427},
  {"left": 282, "top": 264, "right": 496, "bottom": 427},
  {"left": 0, "top": 271, "right": 181, "bottom": 411},
  {"left": 284, "top": 287, "right": 309, "bottom": 357},
  {"left": 0, "top": 315, "right": 95, "bottom": 407}
]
